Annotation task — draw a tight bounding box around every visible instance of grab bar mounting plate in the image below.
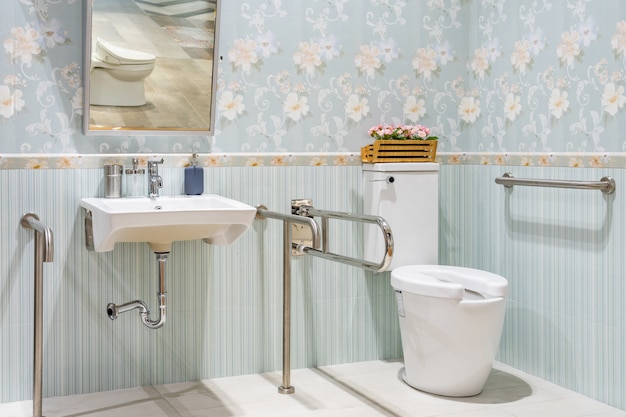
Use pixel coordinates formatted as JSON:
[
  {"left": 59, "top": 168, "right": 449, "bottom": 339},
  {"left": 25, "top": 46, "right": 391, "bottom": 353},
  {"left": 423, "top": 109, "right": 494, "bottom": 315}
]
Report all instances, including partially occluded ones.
[{"left": 291, "top": 199, "right": 314, "bottom": 256}]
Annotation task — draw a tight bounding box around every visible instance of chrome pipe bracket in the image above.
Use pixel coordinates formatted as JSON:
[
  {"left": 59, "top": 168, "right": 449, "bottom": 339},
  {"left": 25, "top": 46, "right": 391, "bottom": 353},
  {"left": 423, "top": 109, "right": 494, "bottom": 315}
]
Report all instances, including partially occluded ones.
[
  {"left": 290, "top": 199, "right": 314, "bottom": 256},
  {"left": 83, "top": 209, "right": 95, "bottom": 251}
]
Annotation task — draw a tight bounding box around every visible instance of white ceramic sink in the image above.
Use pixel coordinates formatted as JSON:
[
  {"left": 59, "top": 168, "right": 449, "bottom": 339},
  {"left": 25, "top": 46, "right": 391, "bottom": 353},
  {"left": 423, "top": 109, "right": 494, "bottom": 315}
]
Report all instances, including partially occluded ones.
[{"left": 80, "top": 195, "right": 257, "bottom": 253}]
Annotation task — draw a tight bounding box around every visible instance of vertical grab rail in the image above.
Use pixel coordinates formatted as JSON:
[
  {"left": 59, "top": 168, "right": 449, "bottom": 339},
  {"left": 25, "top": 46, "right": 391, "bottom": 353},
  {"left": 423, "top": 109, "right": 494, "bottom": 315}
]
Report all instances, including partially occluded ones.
[
  {"left": 255, "top": 205, "right": 320, "bottom": 395},
  {"left": 20, "top": 213, "right": 53, "bottom": 417}
]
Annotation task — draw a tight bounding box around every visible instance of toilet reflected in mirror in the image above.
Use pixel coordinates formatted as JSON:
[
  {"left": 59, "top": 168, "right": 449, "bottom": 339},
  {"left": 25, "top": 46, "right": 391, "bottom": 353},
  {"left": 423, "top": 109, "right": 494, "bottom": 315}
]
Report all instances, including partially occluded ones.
[
  {"left": 90, "top": 38, "right": 156, "bottom": 106},
  {"left": 83, "top": 0, "right": 220, "bottom": 135}
]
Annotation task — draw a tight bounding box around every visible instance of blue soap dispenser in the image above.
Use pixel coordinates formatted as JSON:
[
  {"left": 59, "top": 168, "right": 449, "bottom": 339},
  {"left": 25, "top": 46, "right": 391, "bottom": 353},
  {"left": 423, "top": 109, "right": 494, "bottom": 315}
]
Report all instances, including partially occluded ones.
[{"left": 184, "top": 153, "right": 204, "bottom": 195}]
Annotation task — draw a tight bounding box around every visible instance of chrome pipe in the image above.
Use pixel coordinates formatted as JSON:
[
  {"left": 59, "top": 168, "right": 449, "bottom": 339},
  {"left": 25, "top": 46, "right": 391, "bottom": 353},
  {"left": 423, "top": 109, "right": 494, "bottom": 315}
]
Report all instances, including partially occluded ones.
[
  {"left": 279, "top": 219, "right": 294, "bottom": 394},
  {"left": 20, "top": 213, "right": 53, "bottom": 417},
  {"left": 298, "top": 207, "right": 394, "bottom": 272},
  {"left": 495, "top": 172, "right": 616, "bottom": 194},
  {"left": 255, "top": 205, "right": 321, "bottom": 248},
  {"left": 255, "top": 205, "right": 322, "bottom": 395},
  {"left": 107, "top": 252, "right": 168, "bottom": 329},
  {"left": 21, "top": 213, "right": 53, "bottom": 262}
]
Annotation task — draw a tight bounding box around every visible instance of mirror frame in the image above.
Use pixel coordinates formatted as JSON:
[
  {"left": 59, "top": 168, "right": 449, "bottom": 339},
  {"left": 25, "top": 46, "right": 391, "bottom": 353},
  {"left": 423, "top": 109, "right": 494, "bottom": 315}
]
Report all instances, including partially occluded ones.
[{"left": 82, "top": 0, "right": 220, "bottom": 136}]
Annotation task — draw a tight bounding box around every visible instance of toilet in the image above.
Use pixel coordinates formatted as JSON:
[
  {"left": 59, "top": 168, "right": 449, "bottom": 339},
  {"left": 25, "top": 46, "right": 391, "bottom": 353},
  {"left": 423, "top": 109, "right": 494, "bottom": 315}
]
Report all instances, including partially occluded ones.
[
  {"left": 90, "top": 38, "right": 156, "bottom": 106},
  {"left": 363, "top": 162, "right": 508, "bottom": 397}
]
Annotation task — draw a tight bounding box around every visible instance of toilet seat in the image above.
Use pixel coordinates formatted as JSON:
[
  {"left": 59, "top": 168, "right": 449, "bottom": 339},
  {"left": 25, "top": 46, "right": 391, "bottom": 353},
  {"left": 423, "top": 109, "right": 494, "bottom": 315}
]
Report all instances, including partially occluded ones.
[
  {"left": 391, "top": 265, "right": 508, "bottom": 300},
  {"left": 91, "top": 57, "right": 155, "bottom": 72},
  {"left": 94, "top": 38, "right": 156, "bottom": 66}
]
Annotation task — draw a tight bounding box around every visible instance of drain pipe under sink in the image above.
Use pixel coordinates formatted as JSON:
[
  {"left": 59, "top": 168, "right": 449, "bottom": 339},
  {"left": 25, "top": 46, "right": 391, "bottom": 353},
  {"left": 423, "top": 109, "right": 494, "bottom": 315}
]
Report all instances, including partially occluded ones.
[{"left": 107, "top": 252, "right": 168, "bottom": 329}]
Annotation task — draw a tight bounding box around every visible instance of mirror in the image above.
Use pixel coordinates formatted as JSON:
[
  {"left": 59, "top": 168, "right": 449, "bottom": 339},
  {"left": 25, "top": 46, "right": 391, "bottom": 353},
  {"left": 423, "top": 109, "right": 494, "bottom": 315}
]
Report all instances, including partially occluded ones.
[{"left": 83, "top": 0, "right": 220, "bottom": 135}]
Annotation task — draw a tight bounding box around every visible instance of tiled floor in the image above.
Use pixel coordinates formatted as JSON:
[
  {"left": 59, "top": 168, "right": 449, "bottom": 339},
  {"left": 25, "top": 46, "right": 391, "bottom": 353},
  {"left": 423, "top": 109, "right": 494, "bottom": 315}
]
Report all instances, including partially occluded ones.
[{"left": 1, "top": 360, "right": 625, "bottom": 417}]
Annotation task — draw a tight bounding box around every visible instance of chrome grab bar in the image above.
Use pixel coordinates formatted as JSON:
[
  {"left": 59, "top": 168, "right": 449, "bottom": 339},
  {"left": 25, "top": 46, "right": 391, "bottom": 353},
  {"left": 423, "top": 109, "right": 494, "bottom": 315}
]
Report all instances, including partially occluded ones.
[
  {"left": 255, "top": 205, "right": 320, "bottom": 395},
  {"left": 255, "top": 203, "right": 393, "bottom": 396},
  {"left": 296, "top": 206, "right": 393, "bottom": 272},
  {"left": 495, "top": 172, "right": 616, "bottom": 194},
  {"left": 20, "top": 213, "right": 54, "bottom": 417}
]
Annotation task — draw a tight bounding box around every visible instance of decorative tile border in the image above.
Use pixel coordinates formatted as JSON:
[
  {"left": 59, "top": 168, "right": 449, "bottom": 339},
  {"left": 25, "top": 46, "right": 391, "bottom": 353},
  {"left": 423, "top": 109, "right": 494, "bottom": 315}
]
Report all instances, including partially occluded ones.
[{"left": 0, "top": 152, "right": 625, "bottom": 169}]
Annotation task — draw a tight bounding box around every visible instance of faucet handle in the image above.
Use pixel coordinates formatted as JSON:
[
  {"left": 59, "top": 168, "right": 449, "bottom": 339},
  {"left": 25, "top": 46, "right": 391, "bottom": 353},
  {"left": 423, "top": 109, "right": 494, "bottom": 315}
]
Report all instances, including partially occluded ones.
[{"left": 148, "top": 158, "right": 164, "bottom": 175}]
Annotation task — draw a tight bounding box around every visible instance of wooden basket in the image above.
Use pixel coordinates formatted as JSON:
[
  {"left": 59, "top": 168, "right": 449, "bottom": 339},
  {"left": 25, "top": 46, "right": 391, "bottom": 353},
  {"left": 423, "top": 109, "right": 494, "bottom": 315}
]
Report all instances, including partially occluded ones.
[{"left": 360, "top": 139, "right": 437, "bottom": 163}]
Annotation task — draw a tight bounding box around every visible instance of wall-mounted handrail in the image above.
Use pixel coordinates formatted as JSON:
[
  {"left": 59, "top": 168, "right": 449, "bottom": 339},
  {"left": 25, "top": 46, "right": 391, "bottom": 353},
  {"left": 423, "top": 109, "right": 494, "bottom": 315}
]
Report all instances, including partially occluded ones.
[
  {"left": 296, "top": 206, "right": 393, "bottom": 272},
  {"left": 495, "top": 172, "right": 616, "bottom": 194},
  {"left": 255, "top": 205, "right": 320, "bottom": 395},
  {"left": 20, "top": 213, "right": 54, "bottom": 417}
]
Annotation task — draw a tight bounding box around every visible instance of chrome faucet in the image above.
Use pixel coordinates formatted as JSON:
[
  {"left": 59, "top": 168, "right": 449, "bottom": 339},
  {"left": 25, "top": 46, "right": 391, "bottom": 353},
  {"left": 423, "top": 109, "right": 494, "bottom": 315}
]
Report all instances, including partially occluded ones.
[{"left": 147, "top": 159, "right": 164, "bottom": 198}]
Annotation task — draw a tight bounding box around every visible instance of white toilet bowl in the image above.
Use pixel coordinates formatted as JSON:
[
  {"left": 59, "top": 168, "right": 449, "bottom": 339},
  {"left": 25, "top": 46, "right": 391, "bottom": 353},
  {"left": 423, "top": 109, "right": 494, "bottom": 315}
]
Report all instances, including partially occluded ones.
[
  {"left": 363, "top": 163, "right": 509, "bottom": 397},
  {"left": 391, "top": 265, "right": 508, "bottom": 397},
  {"left": 90, "top": 38, "right": 156, "bottom": 106}
]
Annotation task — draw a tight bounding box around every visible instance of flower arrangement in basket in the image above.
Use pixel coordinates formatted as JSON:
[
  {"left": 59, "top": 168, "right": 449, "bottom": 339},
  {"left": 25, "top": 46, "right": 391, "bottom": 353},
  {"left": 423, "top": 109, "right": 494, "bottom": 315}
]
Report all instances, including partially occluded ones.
[
  {"left": 367, "top": 124, "right": 438, "bottom": 141},
  {"left": 361, "top": 124, "right": 438, "bottom": 163}
]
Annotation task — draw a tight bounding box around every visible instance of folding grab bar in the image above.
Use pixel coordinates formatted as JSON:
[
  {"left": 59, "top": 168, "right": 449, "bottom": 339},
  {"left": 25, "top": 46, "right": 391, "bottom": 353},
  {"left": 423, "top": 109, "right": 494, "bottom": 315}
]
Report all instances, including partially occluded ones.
[
  {"left": 255, "top": 202, "right": 393, "bottom": 396},
  {"left": 20, "top": 213, "right": 53, "bottom": 417},
  {"left": 495, "top": 172, "right": 616, "bottom": 194},
  {"left": 295, "top": 206, "right": 393, "bottom": 272}
]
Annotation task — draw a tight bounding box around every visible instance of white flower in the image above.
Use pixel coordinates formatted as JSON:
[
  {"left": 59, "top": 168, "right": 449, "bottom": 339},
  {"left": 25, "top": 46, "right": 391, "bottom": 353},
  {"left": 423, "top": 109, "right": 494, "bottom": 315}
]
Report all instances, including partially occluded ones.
[
  {"left": 403, "top": 96, "right": 426, "bottom": 123},
  {"left": 471, "top": 48, "right": 489, "bottom": 79},
  {"left": 246, "top": 157, "right": 264, "bottom": 167},
  {"left": 345, "top": 94, "right": 369, "bottom": 122},
  {"left": 526, "top": 29, "right": 546, "bottom": 55},
  {"left": 0, "top": 85, "right": 25, "bottom": 119},
  {"left": 218, "top": 91, "right": 245, "bottom": 121},
  {"left": 3, "top": 25, "right": 41, "bottom": 66},
  {"left": 577, "top": 17, "right": 598, "bottom": 47},
  {"left": 511, "top": 40, "right": 531, "bottom": 74},
  {"left": 228, "top": 38, "right": 259, "bottom": 73},
  {"left": 601, "top": 83, "right": 626, "bottom": 116},
  {"left": 39, "top": 18, "right": 68, "bottom": 48},
  {"left": 458, "top": 96, "right": 481, "bottom": 124},
  {"left": 317, "top": 35, "right": 340, "bottom": 61},
  {"left": 612, "top": 21, "right": 626, "bottom": 57},
  {"left": 377, "top": 38, "right": 399, "bottom": 63},
  {"left": 435, "top": 41, "right": 454, "bottom": 65},
  {"left": 485, "top": 38, "right": 502, "bottom": 62},
  {"left": 556, "top": 31, "right": 580, "bottom": 67},
  {"left": 254, "top": 31, "right": 278, "bottom": 58},
  {"left": 294, "top": 42, "right": 322, "bottom": 75},
  {"left": 309, "top": 157, "right": 327, "bottom": 166},
  {"left": 548, "top": 89, "right": 569, "bottom": 119},
  {"left": 283, "top": 92, "right": 309, "bottom": 122},
  {"left": 354, "top": 44, "right": 381, "bottom": 77},
  {"left": 504, "top": 93, "right": 521, "bottom": 121},
  {"left": 412, "top": 48, "right": 438, "bottom": 80},
  {"left": 25, "top": 159, "right": 48, "bottom": 169}
]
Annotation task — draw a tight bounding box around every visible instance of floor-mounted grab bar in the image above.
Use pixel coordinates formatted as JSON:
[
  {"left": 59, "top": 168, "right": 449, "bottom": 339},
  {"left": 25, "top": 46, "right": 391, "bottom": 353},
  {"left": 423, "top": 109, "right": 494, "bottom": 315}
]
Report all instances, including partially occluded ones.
[
  {"left": 495, "top": 172, "right": 616, "bottom": 194},
  {"left": 20, "top": 213, "right": 54, "bottom": 417},
  {"left": 255, "top": 202, "right": 393, "bottom": 395},
  {"left": 255, "top": 205, "right": 320, "bottom": 395}
]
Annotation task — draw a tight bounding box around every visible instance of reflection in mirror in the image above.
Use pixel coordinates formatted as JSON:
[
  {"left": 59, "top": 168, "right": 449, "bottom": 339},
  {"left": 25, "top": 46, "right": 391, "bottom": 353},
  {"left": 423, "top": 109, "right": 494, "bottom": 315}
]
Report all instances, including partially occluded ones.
[{"left": 83, "top": 0, "right": 220, "bottom": 135}]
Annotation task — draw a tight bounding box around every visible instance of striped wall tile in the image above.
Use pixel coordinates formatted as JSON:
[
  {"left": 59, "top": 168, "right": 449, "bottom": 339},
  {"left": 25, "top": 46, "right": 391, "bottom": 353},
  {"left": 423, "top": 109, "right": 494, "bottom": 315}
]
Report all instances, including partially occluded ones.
[
  {"left": 1, "top": 163, "right": 625, "bottom": 411},
  {"left": 439, "top": 164, "right": 626, "bottom": 411},
  {"left": 0, "top": 165, "right": 401, "bottom": 403}
]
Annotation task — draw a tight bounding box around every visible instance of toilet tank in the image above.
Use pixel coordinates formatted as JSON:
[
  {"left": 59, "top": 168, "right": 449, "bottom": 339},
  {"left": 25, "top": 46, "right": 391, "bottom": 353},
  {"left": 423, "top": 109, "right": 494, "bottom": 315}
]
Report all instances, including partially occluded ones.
[{"left": 362, "top": 162, "right": 439, "bottom": 271}]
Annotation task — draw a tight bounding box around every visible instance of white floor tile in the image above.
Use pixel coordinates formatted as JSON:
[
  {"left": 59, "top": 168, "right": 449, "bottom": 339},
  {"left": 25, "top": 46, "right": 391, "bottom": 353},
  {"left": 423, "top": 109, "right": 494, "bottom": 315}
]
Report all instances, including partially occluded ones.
[{"left": 1, "top": 361, "right": 625, "bottom": 417}]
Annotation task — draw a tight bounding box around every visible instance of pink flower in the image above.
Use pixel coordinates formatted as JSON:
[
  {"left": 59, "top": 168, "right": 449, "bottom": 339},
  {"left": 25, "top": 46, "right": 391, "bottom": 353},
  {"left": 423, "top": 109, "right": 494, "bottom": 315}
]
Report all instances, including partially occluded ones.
[{"left": 368, "top": 124, "right": 437, "bottom": 140}]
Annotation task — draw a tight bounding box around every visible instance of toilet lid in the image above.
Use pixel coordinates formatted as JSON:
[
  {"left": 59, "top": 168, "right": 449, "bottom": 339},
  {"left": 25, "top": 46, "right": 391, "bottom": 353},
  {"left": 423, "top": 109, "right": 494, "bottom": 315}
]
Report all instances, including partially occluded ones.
[
  {"left": 95, "top": 38, "right": 156, "bottom": 65},
  {"left": 391, "top": 265, "right": 508, "bottom": 299}
]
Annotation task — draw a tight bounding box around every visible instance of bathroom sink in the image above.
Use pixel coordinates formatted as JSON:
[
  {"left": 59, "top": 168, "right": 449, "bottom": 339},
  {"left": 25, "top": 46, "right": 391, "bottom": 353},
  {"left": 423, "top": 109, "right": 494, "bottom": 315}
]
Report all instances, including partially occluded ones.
[{"left": 80, "top": 195, "right": 257, "bottom": 253}]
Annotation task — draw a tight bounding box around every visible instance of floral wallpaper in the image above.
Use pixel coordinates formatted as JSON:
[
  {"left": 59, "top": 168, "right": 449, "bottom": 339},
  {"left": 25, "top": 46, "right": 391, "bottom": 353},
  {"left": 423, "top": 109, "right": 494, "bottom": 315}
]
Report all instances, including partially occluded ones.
[{"left": 1, "top": 0, "right": 626, "bottom": 164}]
